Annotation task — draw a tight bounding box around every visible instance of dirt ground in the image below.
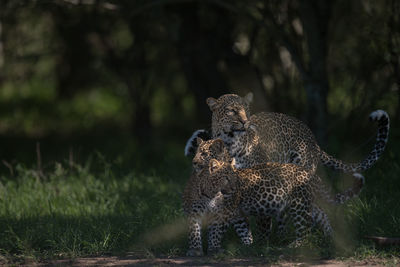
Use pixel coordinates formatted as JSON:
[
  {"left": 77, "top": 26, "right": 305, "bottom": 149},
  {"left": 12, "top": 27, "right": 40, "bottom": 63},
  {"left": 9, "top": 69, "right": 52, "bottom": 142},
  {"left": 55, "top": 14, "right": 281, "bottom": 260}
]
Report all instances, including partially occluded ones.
[{"left": 30, "top": 255, "right": 398, "bottom": 267}]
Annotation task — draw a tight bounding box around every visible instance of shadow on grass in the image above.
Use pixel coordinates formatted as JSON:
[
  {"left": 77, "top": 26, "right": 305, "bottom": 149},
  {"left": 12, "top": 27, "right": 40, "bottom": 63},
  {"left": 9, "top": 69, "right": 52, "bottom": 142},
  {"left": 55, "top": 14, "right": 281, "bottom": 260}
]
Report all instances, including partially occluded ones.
[{"left": 0, "top": 214, "right": 187, "bottom": 261}]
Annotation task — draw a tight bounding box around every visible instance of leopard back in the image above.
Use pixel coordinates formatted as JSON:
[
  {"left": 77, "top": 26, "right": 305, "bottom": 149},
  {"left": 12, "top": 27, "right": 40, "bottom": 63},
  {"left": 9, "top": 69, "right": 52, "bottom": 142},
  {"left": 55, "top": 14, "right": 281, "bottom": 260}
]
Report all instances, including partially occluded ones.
[
  {"left": 195, "top": 139, "right": 364, "bottom": 211},
  {"left": 206, "top": 93, "right": 389, "bottom": 175},
  {"left": 206, "top": 93, "right": 319, "bottom": 172}
]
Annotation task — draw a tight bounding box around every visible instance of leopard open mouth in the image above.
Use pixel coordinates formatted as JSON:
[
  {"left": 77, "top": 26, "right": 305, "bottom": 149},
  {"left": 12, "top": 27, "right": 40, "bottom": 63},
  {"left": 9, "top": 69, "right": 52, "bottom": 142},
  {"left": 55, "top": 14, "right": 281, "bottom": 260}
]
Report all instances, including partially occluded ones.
[
  {"left": 231, "top": 128, "right": 245, "bottom": 133},
  {"left": 220, "top": 190, "right": 232, "bottom": 197},
  {"left": 230, "top": 125, "right": 246, "bottom": 133},
  {"left": 201, "top": 192, "right": 211, "bottom": 198},
  {"left": 231, "top": 121, "right": 249, "bottom": 133}
]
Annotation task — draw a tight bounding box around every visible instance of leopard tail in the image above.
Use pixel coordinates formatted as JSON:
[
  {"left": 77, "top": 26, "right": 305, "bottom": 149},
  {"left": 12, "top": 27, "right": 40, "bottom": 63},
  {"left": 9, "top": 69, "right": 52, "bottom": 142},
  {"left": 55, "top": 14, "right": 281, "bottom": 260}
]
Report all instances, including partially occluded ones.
[
  {"left": 316, "top": 173, "right": 365, "bottom": 205},
  {"left": 319, "top": 110, "right": 389, "bottom": 173}
]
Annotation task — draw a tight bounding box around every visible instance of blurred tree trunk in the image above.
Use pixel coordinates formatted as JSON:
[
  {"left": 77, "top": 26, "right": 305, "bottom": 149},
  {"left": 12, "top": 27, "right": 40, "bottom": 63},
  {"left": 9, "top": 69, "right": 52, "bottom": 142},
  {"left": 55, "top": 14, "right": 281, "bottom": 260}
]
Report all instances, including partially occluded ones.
[
  {"left": 0, "top": 0, "right": 10, "bottom": 88},
  {"left": 51, "top": 2, "right": 153, "bottom": 138},
  {"left": 0, "top": 0, "right": 15, "bottom": 89},
  {"left": 120, "top": 18, "right": 153, "bottom": 138},
  {"left": 101, "top": 58, "right": 152, "bottom": 138},
  {"left": 257, "top": 0, "right": 332, "bottom": 143},
  {"left": 0, "top": 17, "right": 4, "bottom": 85},
  {"left": 50, "top": 6, "right": 96, "bottom": 98},
  {"left": 388, "top": 0, "right": 400, "bottom": 121},
  {"left": 221, "top": 0, "right": 333, "bottom": 143},
  {"left": 176, "top": 3, "right": 230, "bottom": 126},
  {"left": 299, "top": 0, "right": 332, "bottom": 144},
  {"left": 93, "top": 8, "right": 153, "bottom": 138},
  {"left": 126, "top": 77, "right": 152, "bottom": 138}
]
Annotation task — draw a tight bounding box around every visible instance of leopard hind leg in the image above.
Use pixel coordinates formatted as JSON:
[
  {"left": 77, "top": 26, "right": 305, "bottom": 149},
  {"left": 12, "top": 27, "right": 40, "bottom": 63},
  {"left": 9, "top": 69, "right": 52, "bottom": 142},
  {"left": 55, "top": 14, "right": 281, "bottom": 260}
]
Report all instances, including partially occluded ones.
[
  {"left": 287, "top": 195, "right": 313, "bottom": 247},
  {"left": 312, "top": 204, "right": 333, "bottom": 237},
  {"left": 254, "top": 216, "right": 273, "bottom": 242},
  {"left": 231, "top": 216, "right": 253, "bottom": 245}
]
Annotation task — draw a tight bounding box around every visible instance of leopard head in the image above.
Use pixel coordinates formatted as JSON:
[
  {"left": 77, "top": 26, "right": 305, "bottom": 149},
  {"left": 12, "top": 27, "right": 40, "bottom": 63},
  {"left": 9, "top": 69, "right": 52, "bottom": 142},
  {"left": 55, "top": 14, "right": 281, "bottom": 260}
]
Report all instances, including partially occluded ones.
[
  {"left": 198, "top": 159, "right": 238, "bottom": 201},
  {"left": 206, "top": 93, "right": 253, "bottom": 138},
  {"left": 192, "top": 138, "right": 232, "bottom": 173}
]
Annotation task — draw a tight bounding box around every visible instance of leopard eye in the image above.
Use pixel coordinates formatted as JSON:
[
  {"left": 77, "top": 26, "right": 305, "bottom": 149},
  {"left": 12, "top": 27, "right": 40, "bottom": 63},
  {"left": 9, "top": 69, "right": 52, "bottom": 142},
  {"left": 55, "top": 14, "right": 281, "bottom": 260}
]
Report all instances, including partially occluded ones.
[{"left": 226, "top": 109, "right": 235, "bottom": 116}]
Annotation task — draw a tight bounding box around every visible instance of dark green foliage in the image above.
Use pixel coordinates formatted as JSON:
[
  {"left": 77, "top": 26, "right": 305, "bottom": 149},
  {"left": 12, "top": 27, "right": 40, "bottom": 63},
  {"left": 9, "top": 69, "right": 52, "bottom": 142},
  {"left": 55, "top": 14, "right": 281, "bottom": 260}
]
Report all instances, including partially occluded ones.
[{"left": 0, "top": 0, "right": 399, "bottom": 138}]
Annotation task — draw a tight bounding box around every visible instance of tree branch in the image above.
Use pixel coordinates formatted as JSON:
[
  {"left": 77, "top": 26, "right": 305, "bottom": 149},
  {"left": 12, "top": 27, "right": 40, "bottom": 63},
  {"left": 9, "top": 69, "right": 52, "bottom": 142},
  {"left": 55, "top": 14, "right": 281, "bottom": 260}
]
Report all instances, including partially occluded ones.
[
  {"left": 55, "top": 0, "right": 118, "bottom": 10},
  {"left": 209, "top": 0, "right": 310, "bottom": 81}
]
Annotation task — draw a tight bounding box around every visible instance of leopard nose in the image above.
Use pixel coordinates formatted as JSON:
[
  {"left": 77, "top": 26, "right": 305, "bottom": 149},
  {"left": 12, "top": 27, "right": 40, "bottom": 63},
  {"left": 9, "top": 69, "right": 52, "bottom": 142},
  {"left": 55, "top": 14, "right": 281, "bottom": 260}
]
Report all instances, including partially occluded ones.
[
  {"left": 220, "top": 189, "right": 229, "bottom": 194},
  {"left": 238, "top": 110, "right": 248, "bottom": 123},
  {"left": 239, "top": 117, "right": 248, "bottom": 125},
  {"left": 193, "top": 165, "right": 199, "bottom": 172},
  {"left": 192, "top": 161, "right": 203, "bottom": 173}
]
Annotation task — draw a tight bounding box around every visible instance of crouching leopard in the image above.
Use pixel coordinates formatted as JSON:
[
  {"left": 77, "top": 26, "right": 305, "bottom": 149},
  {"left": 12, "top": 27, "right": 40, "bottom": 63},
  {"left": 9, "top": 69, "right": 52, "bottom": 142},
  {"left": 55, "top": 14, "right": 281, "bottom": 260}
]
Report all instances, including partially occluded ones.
[
  {"left": 183, "top": 138, "right": 365, "bottom": 256},
  {"left": 182, "top": 138, "right": 253, "bottom": 256},
  {"left": 185, "top": 93, "right": 390, "bottom": 175}
]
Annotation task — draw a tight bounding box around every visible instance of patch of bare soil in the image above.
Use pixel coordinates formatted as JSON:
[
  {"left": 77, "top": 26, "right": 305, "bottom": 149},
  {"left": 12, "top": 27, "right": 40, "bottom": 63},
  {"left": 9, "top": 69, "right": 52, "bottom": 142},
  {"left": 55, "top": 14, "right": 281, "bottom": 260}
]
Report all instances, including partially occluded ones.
[{"left": 30, "top": 255, "right": 399, "bottom": 267}]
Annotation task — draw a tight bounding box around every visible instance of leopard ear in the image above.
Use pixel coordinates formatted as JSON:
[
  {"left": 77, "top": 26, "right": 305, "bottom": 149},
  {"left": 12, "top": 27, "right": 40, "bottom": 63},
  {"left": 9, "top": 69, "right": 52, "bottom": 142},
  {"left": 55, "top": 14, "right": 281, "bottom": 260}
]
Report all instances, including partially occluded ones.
[
  {"left": 230, "top": 158, "right": 236, "bottom": 168},
  {"left": 244, "top": 92, "right": 253, "bottom": 105},
  {"left": 213, "top": 139, "right": 225, "bottom": 153},
  {"left": 196, "top": 137, "right": 204, "bottom": 146},
  {"left": 206, "top": 97, "right": 219, "bottom": 111},
  {"left": 209, "top": 159, "right": 221, "bottom": 174}
]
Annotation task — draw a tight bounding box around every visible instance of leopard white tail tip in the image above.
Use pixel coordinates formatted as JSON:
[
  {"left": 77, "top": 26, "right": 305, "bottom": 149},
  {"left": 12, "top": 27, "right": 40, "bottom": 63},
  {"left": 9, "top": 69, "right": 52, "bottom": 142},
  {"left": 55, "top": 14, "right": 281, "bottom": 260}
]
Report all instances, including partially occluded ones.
[
  {"left": 369, "top": 110, "right": 388, "bottom": 121},
  {"left": 352, "top": 172, "right": 365, "bottom": 184},
  {"left": 184, "top": 129, "right": 209, "bottom": 156}
]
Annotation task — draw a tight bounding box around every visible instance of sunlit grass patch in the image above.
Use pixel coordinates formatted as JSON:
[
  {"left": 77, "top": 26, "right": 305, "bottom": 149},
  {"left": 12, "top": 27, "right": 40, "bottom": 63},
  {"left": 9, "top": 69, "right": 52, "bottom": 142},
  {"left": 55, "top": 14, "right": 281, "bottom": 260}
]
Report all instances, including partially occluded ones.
[
  {"left": 0, "top": 143, "right": 399, "bottom": 263},
  {"left": 0, "top": 153, "right": 190, "bottom": 262}
]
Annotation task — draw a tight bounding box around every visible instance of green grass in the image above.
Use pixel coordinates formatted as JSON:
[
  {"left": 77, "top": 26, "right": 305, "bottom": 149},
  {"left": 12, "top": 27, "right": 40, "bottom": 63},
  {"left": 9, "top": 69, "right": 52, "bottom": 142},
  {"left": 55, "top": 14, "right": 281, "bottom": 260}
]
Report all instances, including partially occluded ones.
[
  {"left": 0, "top": 145, "right": 191, "bottom": 263},
  {"left": 0, "top": 140, "right": 399, "bottom": 264}
]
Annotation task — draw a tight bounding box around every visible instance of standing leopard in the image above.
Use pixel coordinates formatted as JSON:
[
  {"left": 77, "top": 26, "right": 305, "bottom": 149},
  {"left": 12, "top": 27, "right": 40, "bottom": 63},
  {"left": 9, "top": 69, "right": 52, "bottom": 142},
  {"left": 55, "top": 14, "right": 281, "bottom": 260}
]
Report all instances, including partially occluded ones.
[
  {"left": 185, "top": 93, "right": 390, "bottom": 175},
  {"left": 183, "top": 138, "right": 365, "bottom": 256}
]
